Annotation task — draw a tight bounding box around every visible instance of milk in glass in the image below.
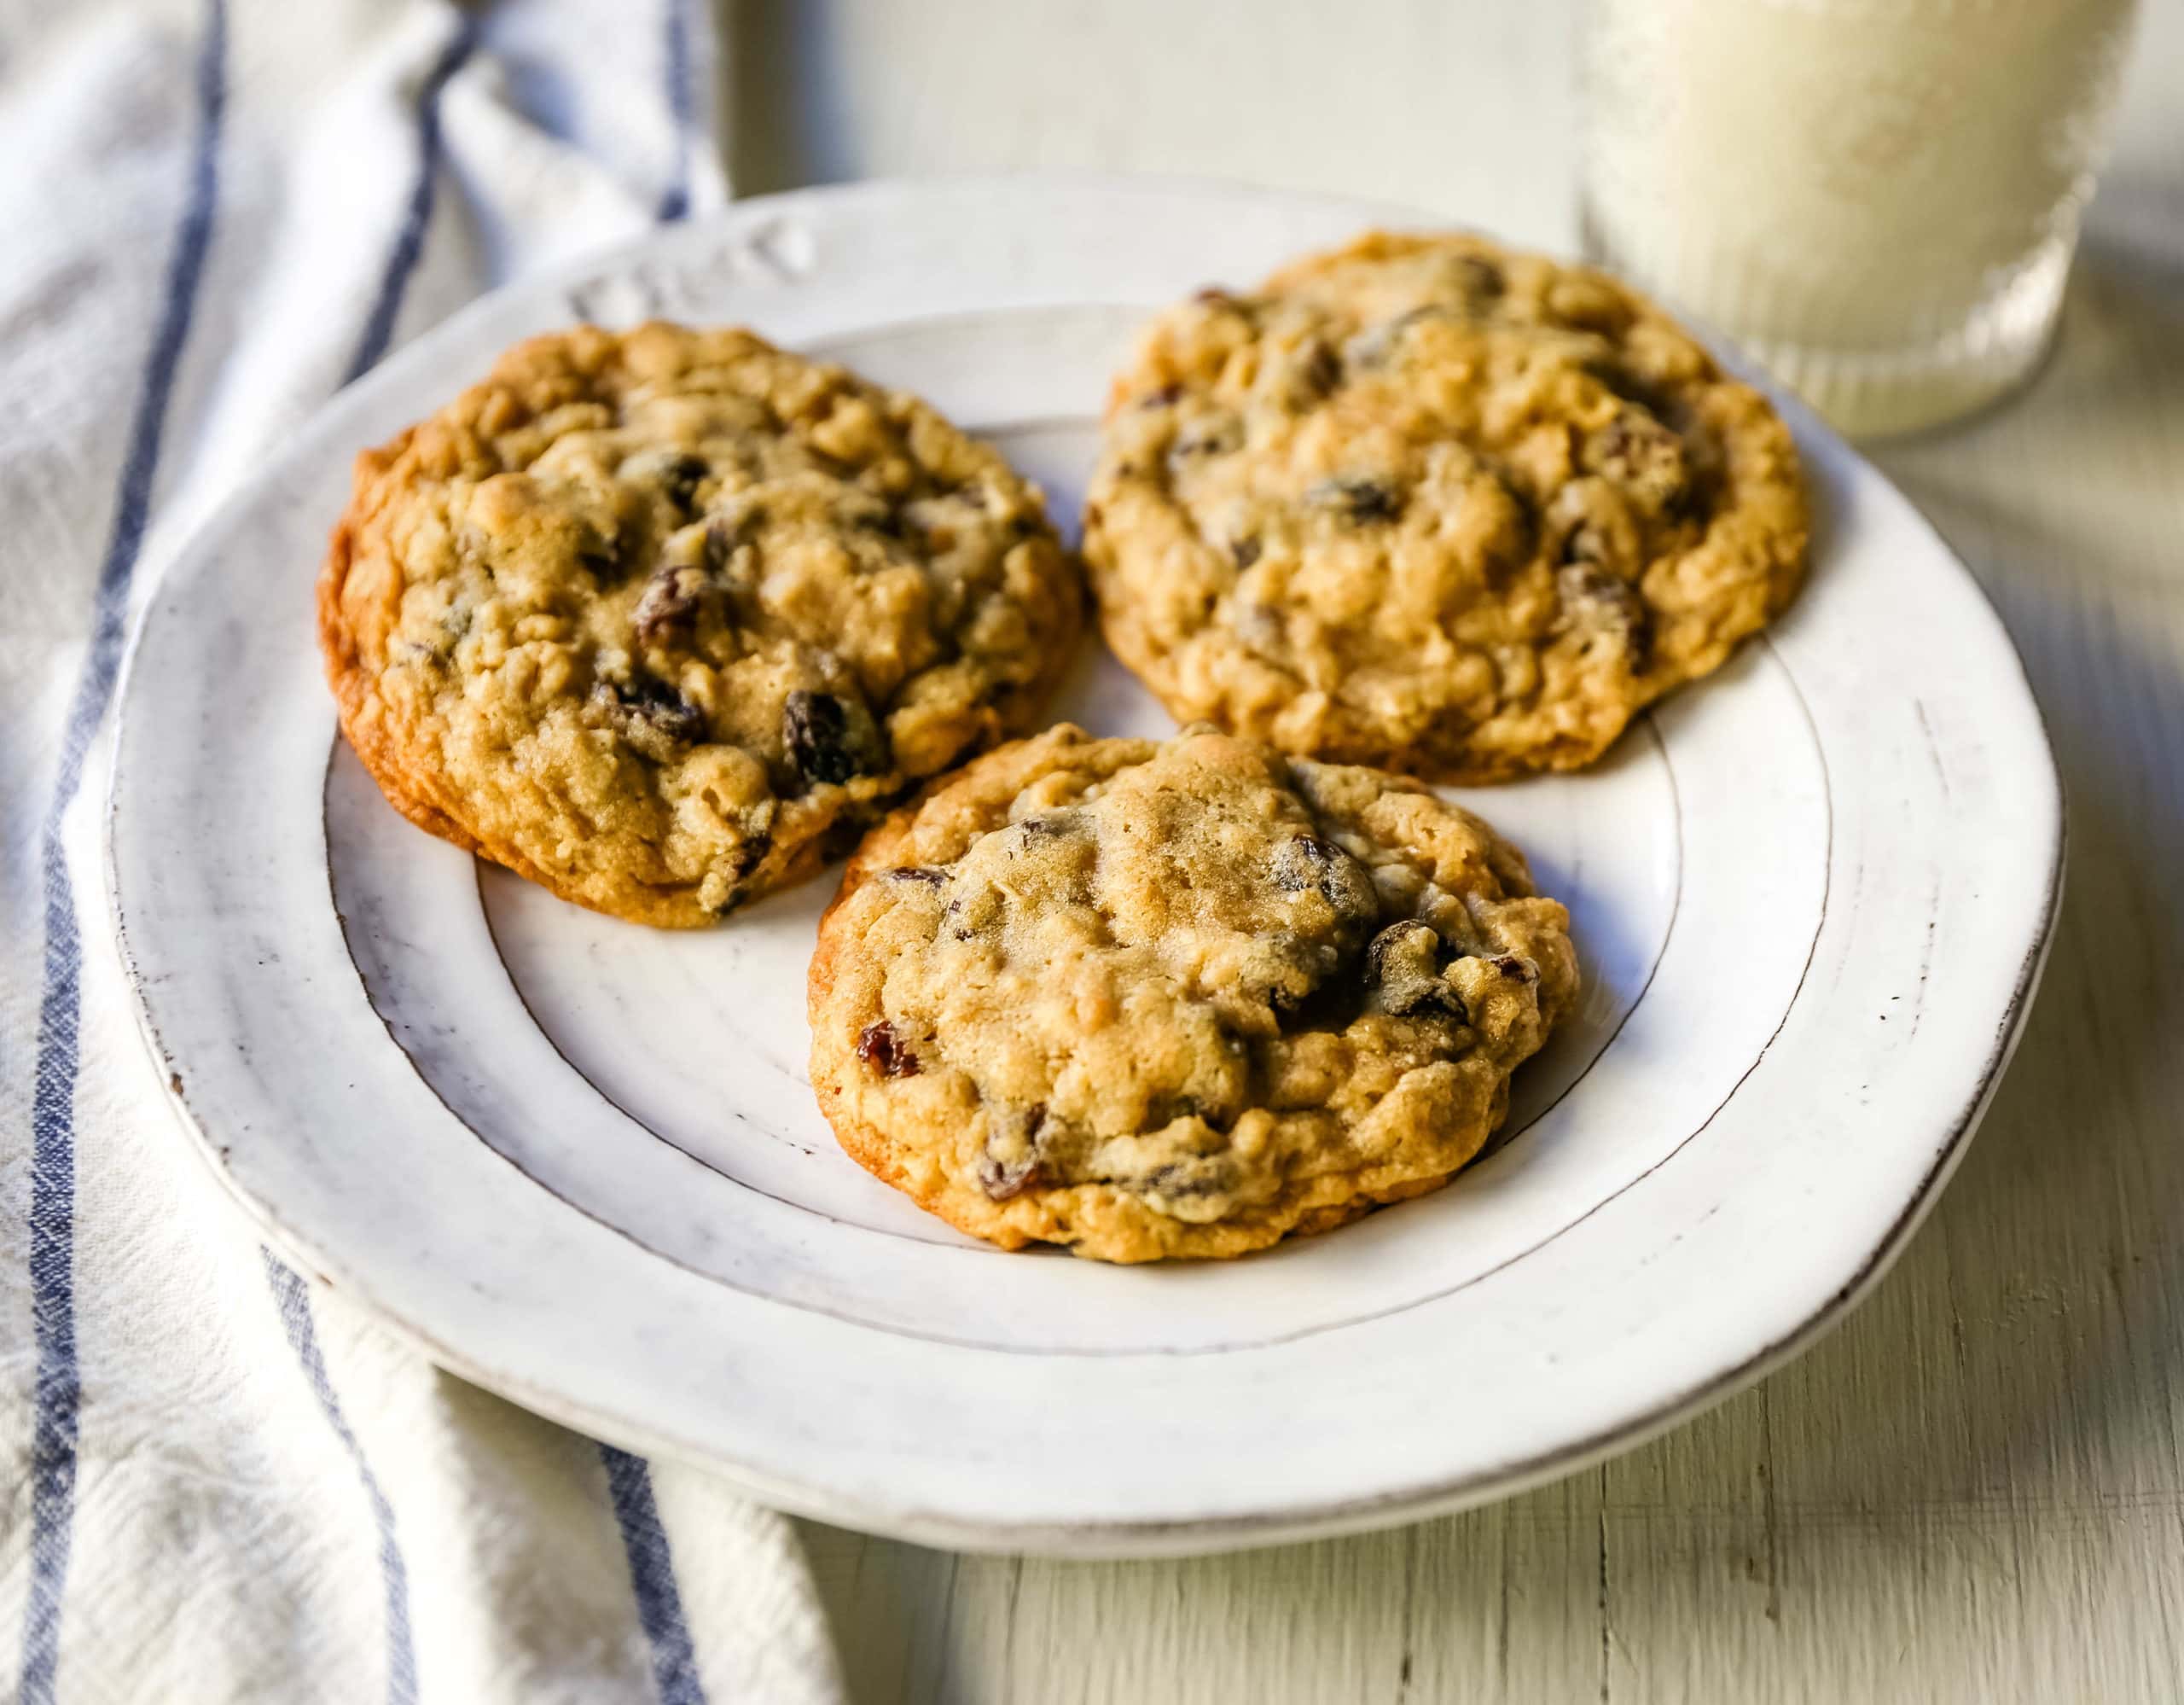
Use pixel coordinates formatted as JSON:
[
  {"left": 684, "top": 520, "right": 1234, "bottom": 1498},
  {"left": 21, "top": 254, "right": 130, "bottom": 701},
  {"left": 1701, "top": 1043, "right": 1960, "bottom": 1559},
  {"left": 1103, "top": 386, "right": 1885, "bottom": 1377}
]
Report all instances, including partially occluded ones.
[{"left": 1582, "top": 0, "right": 2139, "bottom": 435}]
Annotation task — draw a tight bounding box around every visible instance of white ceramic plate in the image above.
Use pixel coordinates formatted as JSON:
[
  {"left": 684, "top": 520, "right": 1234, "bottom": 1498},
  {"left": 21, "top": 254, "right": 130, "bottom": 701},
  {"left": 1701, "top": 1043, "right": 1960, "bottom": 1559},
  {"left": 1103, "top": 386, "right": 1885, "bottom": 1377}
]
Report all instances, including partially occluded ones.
[{"left": 108, "top": 179, "right": 2061, "bottom": 1557}]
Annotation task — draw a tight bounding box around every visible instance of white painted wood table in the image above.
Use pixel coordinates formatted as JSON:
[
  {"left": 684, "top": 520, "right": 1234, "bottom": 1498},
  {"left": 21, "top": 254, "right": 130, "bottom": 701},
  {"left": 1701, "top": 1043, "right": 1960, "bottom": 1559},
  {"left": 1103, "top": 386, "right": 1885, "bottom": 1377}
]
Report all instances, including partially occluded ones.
[{"left": 723, "top": 3, "right": 2184, "bottom": 1697}]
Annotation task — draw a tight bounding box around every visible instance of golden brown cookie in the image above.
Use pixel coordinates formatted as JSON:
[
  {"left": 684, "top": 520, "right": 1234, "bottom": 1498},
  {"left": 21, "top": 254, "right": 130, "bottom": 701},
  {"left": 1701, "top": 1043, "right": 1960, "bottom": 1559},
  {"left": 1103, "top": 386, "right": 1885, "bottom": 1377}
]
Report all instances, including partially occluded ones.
[
  {"left": 319, "top": 323, "right": 1083, "bottom": 927},
  {"left": 1083, "top": 231, "right": 1808, "bottom": 782},
  {"left": 808, "top": 724, "right": 1577, "bottom": 1262}
]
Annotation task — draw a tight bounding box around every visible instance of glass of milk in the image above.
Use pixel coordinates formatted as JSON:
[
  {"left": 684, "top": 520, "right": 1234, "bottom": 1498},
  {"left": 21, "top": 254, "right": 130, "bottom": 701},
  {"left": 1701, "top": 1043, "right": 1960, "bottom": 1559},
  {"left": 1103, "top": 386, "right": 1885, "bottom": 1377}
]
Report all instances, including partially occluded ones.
[{"left": 1581, "top": 0, "right": 2140, "bottom": 437}]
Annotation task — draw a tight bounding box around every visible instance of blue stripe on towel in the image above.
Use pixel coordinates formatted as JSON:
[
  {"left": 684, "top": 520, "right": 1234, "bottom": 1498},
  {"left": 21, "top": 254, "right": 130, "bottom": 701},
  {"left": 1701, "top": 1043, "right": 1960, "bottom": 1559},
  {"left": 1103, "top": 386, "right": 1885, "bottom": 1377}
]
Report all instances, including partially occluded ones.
[
  {"left": 251, "top": 26, "right": 500, "bottom": 1700},
  {"left": 344, "top": 15, "right": 482, "bottom": 382},
  {"left": 264, "top": 1255, "right": 419, "bottom": 1705},
  {"left": 601, "top": 1445, "right": 709, "bottom": 1705},
  {"left": 656, "top": 0, "right": 694, "bottom": 223},
  {"left": 16, "top": 4, "right": 227, "bottom": 1701}
]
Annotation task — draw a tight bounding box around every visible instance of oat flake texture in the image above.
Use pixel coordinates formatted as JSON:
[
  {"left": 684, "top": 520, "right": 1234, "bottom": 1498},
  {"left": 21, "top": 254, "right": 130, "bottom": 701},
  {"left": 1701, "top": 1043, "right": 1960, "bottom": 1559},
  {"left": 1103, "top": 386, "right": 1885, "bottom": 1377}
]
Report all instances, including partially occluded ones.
[
  {"left": 808, "top": 724, "right": 1579, "bottom": 1263},
  {"left": 319, "top": 322, "right": 1083, "bottom": 927},
  {"left": 1083, "top": 231, "right": 1809, "bottom": 782}
]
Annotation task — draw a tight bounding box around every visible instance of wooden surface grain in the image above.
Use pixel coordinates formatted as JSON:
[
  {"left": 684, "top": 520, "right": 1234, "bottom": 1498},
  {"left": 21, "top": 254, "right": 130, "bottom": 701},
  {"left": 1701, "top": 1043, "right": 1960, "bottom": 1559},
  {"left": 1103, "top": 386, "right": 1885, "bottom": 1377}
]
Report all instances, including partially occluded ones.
[{"left": 724, "top": 3, "right": 2184, "bottom": 1697}]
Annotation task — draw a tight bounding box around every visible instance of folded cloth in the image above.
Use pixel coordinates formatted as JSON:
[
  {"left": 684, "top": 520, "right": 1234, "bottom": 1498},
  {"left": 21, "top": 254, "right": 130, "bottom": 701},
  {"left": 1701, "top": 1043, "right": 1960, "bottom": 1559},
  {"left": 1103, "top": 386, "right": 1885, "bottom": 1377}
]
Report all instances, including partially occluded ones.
[{"left": 0, "top": 2, "right": 845, "bottom": 1698}]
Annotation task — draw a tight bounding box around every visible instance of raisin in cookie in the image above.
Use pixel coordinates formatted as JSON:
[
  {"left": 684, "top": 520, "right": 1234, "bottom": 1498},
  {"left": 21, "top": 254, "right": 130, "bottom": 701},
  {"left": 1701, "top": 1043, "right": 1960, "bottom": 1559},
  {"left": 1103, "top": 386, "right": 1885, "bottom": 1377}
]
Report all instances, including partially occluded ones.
[
  {"left": 1083, "top": 231, "right": 1808, "bottom": 782},
  {"left": 807, "top": 724, "right": 1577, "bottom": 1262},
  {"left": 319, "top": 323, "right": 1083, "bottom": 927}
]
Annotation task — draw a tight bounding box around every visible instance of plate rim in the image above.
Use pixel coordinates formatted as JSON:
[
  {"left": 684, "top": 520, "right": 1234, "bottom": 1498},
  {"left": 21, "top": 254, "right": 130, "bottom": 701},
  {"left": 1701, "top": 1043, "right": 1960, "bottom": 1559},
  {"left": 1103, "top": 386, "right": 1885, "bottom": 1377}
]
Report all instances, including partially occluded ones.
[{"left": 104, "top": 172, "right": 2066, "bottom": 1557}]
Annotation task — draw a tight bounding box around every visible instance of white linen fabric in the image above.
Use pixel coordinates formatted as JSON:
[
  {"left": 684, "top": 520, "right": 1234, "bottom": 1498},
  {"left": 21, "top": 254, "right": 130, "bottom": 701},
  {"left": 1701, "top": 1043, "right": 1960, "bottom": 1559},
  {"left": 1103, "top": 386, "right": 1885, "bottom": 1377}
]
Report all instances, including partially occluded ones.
[{"left": 0, "top": 2, "right": 846, "bottom": 1699}]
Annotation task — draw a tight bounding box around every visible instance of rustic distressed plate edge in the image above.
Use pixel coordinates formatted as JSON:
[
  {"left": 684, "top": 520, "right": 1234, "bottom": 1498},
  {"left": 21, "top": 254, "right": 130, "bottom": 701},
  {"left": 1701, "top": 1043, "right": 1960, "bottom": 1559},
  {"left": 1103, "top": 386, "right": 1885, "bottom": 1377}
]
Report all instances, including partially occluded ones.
[{"left": 105, "top": 175, "right": 2065, "bottom": 1557}]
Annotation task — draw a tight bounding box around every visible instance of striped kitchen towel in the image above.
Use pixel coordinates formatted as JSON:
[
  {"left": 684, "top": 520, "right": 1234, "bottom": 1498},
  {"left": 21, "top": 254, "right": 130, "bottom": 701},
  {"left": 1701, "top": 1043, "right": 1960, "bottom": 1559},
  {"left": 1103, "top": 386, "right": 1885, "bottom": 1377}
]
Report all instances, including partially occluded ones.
[{"left": 0, "top": 1, "right": 845, "bottom": 1699}]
